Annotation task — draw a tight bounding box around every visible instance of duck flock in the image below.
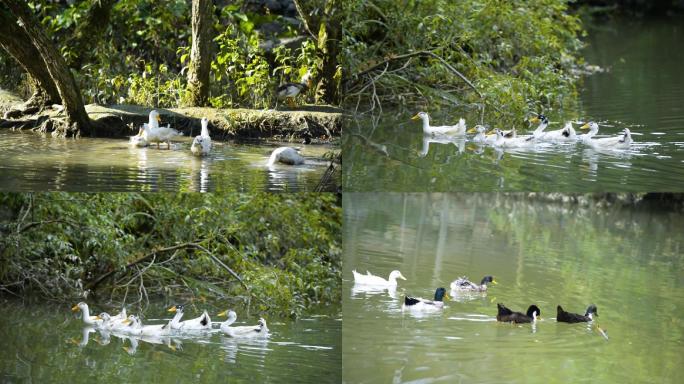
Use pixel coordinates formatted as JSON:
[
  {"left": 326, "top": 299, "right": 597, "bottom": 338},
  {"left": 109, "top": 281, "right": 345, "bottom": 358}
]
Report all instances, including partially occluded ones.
[
  {"left": 71, "top": 302, "right": 268, "bottom": 342},
  {"left": 352, "top": 269, "right": 604, "bottom": 333},
  {"left": 129, "top": 110, "right": 306, "bottom": 166},
  {"left": 411, "top": 111, "right": 633, "bottom": 150}
]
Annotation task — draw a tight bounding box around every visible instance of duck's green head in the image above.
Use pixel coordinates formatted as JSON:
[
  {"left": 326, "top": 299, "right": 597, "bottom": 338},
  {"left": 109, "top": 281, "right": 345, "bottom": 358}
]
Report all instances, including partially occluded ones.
[
  {"left": 481, "top": 275, "right": 497, "bottom": 286},
  {"left": 434, "top": 287, "right": 449, "bottom": 302}
]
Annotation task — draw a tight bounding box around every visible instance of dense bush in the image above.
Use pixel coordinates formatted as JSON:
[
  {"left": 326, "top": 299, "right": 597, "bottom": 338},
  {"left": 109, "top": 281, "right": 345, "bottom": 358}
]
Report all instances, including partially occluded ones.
[
  {"left": 343, "top": 0, "right": 585, "bottom": 122},
  {"left": 0, "top": 193, "right": 341, "bottom": 317}
]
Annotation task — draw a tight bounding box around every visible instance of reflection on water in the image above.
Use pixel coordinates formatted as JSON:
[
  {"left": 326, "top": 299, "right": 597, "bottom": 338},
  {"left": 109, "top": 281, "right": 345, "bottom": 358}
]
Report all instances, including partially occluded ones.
[
  {"left": 343, "top": 15, "right": 684, "bottom": 192},
  {"left": 0, "top": 302, "right": 341, "bottom": 383},
  {"left": 0, "top": 131, "right": 337, "bottom": 192},
  {"left": 343, "top": 193, "right": 684, "bottom": 383}
]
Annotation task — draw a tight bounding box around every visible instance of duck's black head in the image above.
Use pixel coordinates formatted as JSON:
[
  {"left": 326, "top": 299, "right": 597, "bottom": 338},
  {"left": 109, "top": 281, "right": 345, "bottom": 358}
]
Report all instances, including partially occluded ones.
[
  {"left": 526, "top": 305, "right": 541, "bottom": 318},
  {"left": 168, "top": 304, "right": 185, "bottom": 313},
  {"left": 480, "top": 275, "right": 496, "bottom": 286},
  {"left": 585, "top": 304, "right": 599, "bottom": 317},
  {"left": 433, "top": 287, "right": 448, "bottom": 302}
]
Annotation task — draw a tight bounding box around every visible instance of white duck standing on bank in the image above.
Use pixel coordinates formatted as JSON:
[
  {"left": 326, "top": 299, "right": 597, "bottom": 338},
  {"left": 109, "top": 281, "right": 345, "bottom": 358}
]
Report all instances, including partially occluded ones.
[
  {"left": 167, "top": 304, "right": 212, "bottom": 330},
  {"left": 277, "top": 70, "right": 312, "bottom": 106},
  {"left": 580, "top": 122, "right": 633, "bottom": 149},
  {"left": 141, "top": 110, "right": 182, "bottom": 149},
  {"left": 411, "top": 112, "right": 466, "bottom": 136},
  {"left": 191, "top": 117, "right": 212, "bottom": 156},
  {"left": 72, "top": 302, "right": 104, "bottom": 327},
  {"left": 218, "top": 310, "right": 269, "bottom": 338},
  {"left": 267, "top": 147, "right": 305, "bottom": 166},
  {"left": 352, "top": 269, "right": 406, "bottom": 287}
]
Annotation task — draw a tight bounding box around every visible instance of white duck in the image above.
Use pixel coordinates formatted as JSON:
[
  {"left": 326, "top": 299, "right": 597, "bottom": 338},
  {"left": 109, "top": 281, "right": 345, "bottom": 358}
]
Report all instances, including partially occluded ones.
[
  {"left": 120, "top": 315, "right": 172, "bottom": 336},
  {"left": 267, "top": 147, "right": 305, "bottom": 166},
  {"left": 580, "top": 122, "right": 633, "bottom": 149},
  {"left": 492, "top": 128, "right": 535, "bottom": 148},
  {"left": 402, "top": 288, "right": 448, "bottom": 312},
  {"left": 528, "top": 114, "right": 550, "bottom": 139},
  {"left": 352, "top": 269, "right": 406, "bottom": 287},
  {"left": 411, "top": 112, "right": 466, "bottom": 136},
  {"left": 129, "top": 126, "right": 148, "bottom": 147},
  {"left": 141, "top": 110, "right": 182, "bottom": 149},
  {"left": 72, "top": 302, "right": 104, "bottom": 327},
  {"left": 167, "top": 304, "right": 212, "bottom": 330},
  {"left": 191, "top": 117, "right": 212, "bottom": 156},
  {"left": 218, "top": 310, "right": 269, "bottom": 338}
]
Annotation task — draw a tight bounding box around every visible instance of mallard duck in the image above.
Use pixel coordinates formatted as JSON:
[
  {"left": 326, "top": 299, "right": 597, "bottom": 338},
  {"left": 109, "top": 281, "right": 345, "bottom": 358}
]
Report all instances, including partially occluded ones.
[
  {"left": 556, "top": 304, "right": 598, "bottom": 323},
  {"left": 217, "top": 310, "right": 269, "bottom": 338},
  {"left": 450, "top": 275, "right": 497, "bottom": 292},
  {"left": 72, "top": 302, "right": 104, "bottom": 327},
  {"left": 496, "top": 303, "right": 541, "bottom": 323},
  {"left": 411, "top": 112, "right": 466, "bottom": 136},
  {"left": 352, "top": 269, "right": 406, "bottom": 286},
  {"left": 277, "top": 70, "right": 312, "bottom": 106},
  {"left": 580, "top": 122, "right": 633, "bottom": 149},
  {"left": 191, "top": 117, "right": 212, "bottom": 156},
  {"left": 120, "top": 315, "right": 172, "bottom": 336},
  {"left": 266, "top": 147, "right": 305, "bottom": 166},
  {"left": 141, "top": 110, "right": 182, "bottom": 149},
  {"left": 167, "top": 304, "right": 212, "bottom": 330},
  {"left": 403, "top": 287, "right": 448, "bottom": 311}
]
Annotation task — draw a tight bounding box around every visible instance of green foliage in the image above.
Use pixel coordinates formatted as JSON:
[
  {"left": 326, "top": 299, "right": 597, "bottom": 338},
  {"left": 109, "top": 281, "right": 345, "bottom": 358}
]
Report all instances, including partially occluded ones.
[
  {"left": 343, "top": 0, "right": 585, "bottom": 122},
  {"left": 1, "top": 0, "right": 330, "bottom": 109},
  {"left": 0, "top": 193, "right": 341, "bottom": 317}
]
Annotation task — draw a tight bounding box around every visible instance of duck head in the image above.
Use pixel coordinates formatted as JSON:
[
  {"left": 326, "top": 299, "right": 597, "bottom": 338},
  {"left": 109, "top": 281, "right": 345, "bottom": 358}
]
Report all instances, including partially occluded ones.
[
  {"left": 168, "top": 304, "right": 185, "bottom": 314},
  {"left": 389, "top": 270, "right": 407, "bottom": 281},
  {"left": 433, "top": 287, "right": 449, "bottom": 302},
  {"left": 580, "top": 121, "right": 599, "bottom": 133},
  {"left": 526, "top": 305, "right": 541, "bottom": 320},
  {"left": 480, "top": 275, "right": 497, "bottom": 286},
  {"left": 467, "top": 125, "right": 487, "bottom": 134},
  {"left": 584, "top": 304, "right": 599, "bottom": 319},
  {"left": 529, "top": 114, "right": 549, "bottom": 125},
  {"left": 411, "top": 111, "right": 429, "bottom": 122}
]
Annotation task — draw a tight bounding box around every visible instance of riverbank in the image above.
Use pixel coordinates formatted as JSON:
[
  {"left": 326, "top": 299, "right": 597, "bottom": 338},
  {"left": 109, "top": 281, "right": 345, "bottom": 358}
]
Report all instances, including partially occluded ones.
[{"left": 0, "top": 91, "right": 343, "bottom": 140}]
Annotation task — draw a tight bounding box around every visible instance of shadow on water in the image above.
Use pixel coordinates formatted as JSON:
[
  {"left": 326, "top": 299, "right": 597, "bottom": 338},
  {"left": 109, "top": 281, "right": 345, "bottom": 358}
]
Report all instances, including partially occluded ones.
[{"left": 343, "top": 193, "right": 684, "bottom": 383}]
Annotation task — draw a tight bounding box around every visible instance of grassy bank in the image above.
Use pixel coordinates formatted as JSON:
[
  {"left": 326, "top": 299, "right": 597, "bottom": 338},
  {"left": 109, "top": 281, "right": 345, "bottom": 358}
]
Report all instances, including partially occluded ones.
[{"left": 0, "top": 193, "right": 341, "bottom": 318}]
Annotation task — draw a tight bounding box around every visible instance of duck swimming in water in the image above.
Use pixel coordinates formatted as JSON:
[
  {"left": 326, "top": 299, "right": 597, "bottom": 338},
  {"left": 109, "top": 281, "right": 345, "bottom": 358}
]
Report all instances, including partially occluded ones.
[
  {"left": 496, "top": 303, "right": 541, "bottom": 323},
  {"left": 352, "top": 269, "right": 406, "bottom": 287},
  {"left": 411, "top": 112, "right": 467, "bottom": 136},
  {"left": 403, "top": 287, "right": 448, "bottom": 312},
  {"left": 450, "top": 275, "right": 497, "bottom": 292},
  {"left": 556, "top": 304, "right": 599, "bottom": 323}
]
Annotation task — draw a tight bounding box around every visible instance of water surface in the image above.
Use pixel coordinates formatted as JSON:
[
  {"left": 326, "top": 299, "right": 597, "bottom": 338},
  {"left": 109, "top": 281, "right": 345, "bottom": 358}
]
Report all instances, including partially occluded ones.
[
  {"left": 0, "top": 131, "right": 337, "bottom": 192},
  {"left": 343, "top": 194, "right": 684, "bottom": 383},
  {"left": 0, "top": 301, "right": 340, "bottom": 383},
  {"left": 342, "top": 16, "right": 684, "bottom": 191}
]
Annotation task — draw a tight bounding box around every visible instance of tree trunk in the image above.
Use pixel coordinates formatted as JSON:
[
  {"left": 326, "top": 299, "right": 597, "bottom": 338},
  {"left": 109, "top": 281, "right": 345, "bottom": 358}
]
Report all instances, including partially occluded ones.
[
  {"left": 4, "top": 0, "right": 91, "bottom": 136},
  {"left": 320, "top": 0, "right": 341, "bottom": 105},
  {"left": 0, "top": 8, "right": 60, "bottom": 114},
  {"left": 292, "top": 0, "right": 341, "bottom": 105},
  {"left": 185, "top": 0, "right": 213, "bottom": 106}
]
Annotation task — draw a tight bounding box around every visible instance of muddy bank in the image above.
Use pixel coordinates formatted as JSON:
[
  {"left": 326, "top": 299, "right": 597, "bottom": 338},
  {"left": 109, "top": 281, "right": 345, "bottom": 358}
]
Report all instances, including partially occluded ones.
[{"left": 0, "top": 93, "right": 343, "bottom": 140}]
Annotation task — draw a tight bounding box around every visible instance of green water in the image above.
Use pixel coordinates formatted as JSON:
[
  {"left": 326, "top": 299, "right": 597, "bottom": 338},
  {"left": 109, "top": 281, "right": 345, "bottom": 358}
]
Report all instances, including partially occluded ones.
[
  {"left": 0, "top": 301, "right": 341, "bottom": 383},
  {"left": 342, "top": 16, "right": 684, "bottom": 191},
  {"left": 343, "top": 194, "right": 684, "bottom": 383},
  {"left": 0, "top": 131, "right": 337, "bottom": 192}
]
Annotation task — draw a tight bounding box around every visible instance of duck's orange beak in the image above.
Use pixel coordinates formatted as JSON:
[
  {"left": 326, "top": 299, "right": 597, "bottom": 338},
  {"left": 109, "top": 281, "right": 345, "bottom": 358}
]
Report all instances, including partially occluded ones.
[{"left": 71, "top": 304, "right": 79, "bottom": 312}]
